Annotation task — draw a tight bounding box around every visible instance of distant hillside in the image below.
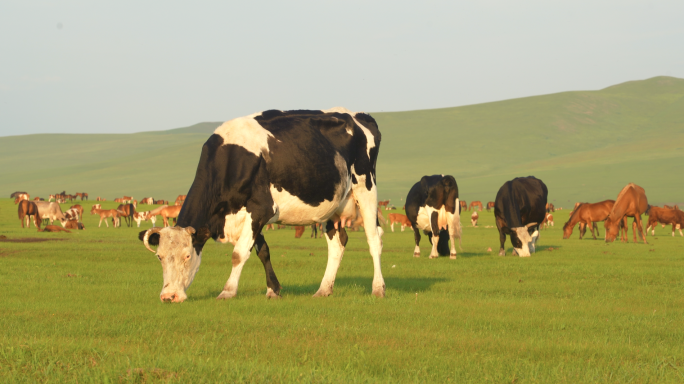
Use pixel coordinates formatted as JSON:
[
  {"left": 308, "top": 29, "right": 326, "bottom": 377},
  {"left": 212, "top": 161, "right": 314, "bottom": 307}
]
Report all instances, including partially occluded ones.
[{"left": 1, "top": 76, "right": 683, "bottom": 206}]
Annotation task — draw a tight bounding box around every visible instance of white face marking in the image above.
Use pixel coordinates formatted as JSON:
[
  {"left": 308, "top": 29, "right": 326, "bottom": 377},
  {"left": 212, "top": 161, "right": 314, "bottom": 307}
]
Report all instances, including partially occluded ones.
[
  {"left": 214, "top": 115, "right": 274, "bottom": 157},
  {"left": 154, "top": 228, "right": 202, "bottom": 303},
  {"left": 513, "top": 227, "right": 534, "bottom": 257}
]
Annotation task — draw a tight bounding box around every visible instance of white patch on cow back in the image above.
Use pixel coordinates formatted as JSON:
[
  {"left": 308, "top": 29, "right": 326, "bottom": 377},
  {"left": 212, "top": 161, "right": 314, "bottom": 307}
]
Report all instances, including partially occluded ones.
[{"left": 214, "top": 115, "right": 274, "bottom": 157}]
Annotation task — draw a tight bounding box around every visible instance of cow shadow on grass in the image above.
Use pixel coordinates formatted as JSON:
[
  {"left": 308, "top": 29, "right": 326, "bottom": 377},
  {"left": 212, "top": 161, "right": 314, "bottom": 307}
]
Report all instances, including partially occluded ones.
[{"left": 282, "top": 275, "right": 450, "bottom": 296}]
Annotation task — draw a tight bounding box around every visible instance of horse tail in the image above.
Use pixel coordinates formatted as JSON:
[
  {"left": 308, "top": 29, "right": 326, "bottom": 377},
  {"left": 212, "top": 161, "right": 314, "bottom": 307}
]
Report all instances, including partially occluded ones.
[{"left": 18, "top": 201, "right": 25, "bottom": 219}]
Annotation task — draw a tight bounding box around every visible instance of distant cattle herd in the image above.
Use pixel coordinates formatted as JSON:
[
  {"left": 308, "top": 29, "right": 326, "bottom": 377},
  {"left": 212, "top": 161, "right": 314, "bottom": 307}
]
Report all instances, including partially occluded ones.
[{"left": 6, "top": 108, "right": 683, "bottom": 303}]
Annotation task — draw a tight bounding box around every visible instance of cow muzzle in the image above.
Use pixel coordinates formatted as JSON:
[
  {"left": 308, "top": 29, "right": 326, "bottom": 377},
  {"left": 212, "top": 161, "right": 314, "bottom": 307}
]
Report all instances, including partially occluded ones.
[{"left": 160, "top": 291, "right": 186, "bottom": 303}]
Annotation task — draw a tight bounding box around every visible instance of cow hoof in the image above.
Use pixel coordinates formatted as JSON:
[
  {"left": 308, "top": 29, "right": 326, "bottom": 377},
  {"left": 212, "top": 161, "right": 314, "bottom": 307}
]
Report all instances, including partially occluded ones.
[
  {"left": 413, "top": 253, "right": 421, "bottom": 258},
  {"left": 429, "top": 254, "right": 438, "bottom": 259},
  {"left": 450, "top": 253, "right": 457, "bottom": 260},
  {"left": 266, "top": 289, "right": 281, "bottom": 299},
  {"left": 216, "top": 290, "right": 236, "bottom": 300},
  {"left": 498, "top": 249, "right": 505, "bottom": 256},
  {"left": 313, "top": 289, "right": 332, "bottom": 298},
  {"left": 372, "top": 288, "right": 385, "bottom": 298}
]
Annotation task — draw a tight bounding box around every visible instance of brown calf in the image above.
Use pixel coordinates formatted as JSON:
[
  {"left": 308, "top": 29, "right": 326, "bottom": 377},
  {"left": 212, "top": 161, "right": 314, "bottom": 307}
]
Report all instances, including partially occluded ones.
[
  {"left": 90, "top": 206, "right": 120, "bottom": 228},
  {"left": 388, "top": 213, "right": 412, "bottom": 232}
]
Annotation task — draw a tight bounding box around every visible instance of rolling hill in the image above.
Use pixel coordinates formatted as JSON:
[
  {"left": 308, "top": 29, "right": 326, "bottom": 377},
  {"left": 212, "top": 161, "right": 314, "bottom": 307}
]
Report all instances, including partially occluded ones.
[{"left": 1, "top": 76, "right": 683, "bottom": 206}]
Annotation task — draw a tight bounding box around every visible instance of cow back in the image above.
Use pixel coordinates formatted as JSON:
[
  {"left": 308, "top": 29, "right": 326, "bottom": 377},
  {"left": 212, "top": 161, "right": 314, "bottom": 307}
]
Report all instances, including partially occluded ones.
[{"left": 494, "top": 176, "right": 548, "bottom": 229}]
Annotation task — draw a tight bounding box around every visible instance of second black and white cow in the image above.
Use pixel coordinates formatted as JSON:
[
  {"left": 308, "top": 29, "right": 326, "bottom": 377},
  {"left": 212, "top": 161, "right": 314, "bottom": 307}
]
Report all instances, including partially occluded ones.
[
  {"left": 494, "top": 176, "right": 548, "bottom": 257},
  {"left": 138, "top": 108, "right": 385, "bottom": 302},
  {"left": 405, "top": 175, "right": 462, "bottom": 259}
]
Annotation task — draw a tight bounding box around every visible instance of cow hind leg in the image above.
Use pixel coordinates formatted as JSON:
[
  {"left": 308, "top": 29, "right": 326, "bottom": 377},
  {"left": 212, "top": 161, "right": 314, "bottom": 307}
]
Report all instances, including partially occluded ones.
[
  {"left": 428, "top": 212, "right": 441, "bottom": 259},
  {"left": 498, "top": 228, "right": 506, "bottom": 256},
  {"left": 351, "top": 184, "right": 385, "bottom": 298},
  {"left": 412, "top": 226, "right": 421, "bottom": 257},
  {"left": 254, "top": 234, "right": 281, "bottom": 298},
  {"left": 314, "top": 222, "right": 348, "bottom": 297}
]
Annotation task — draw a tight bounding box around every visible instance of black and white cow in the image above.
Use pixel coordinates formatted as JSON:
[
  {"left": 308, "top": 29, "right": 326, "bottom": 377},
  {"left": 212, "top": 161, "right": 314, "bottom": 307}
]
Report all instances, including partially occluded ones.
[
  {"left": 405, "top": 175, "right": 462, "bottom": 259},
  {"left": 138, "top": 108, "right": 385, "bottom": 302},
  {"left": 494, "top": 176, "right": 548, "bottom": 257}
]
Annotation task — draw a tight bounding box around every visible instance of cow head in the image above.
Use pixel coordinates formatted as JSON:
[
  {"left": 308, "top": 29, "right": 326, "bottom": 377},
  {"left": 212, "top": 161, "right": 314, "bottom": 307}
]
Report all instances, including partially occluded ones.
[
  {"left": 139, "top": 226, "right": 212, "bottom": 303},
  {"left": 510, "top": 223, "right": 538, "bottom": 257}
]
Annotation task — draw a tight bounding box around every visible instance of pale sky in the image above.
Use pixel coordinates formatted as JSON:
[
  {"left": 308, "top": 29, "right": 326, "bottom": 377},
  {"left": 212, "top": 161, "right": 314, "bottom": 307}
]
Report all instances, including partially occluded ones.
[{"left": 1, "top": 1, "right": 683, "bottom": 137}]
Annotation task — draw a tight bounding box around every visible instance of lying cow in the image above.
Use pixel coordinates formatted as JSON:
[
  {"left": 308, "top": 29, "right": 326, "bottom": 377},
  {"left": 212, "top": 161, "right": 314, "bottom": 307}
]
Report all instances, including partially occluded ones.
[
  {"left": 139, "top": 108, "right": 385, "bottom": 302},
  {"left": 405, "top": 175, "right": 462, "bottom": 259},
  {"left": 494, "top": 176, "right": 548, "bottom": 257},
  {"left": 388, "top": 213, "right": 412, "bottom": 232},
  {"left": 60, "top": 218, "right": 86, "bottom": 230}
]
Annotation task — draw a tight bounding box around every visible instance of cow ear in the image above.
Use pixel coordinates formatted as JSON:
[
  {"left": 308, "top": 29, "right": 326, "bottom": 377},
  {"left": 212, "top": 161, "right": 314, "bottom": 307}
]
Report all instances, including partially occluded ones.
[
  {"left": 138, "top": 230, "right": 160, "bottom": 245},
  {"left": 192, "top": 227, "right": 212, "bottom": 246}
]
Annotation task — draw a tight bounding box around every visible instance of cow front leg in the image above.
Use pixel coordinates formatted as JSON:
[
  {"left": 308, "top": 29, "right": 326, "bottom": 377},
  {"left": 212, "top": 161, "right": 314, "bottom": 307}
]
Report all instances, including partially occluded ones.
[
  {"left": 314, "top": 222, "right": 347, "bottom": 297},
  {"left": 498, "top": 228, "right": 506, "bottom": 256},
  {"left": 217, "top": 214, "right": 257, "bottom": 300},
  {"left": 412, "top": 226, "right": 421, "bottom": 257},
  {"left": 254, "top": 233, "right": 281, "bottom": 298}
]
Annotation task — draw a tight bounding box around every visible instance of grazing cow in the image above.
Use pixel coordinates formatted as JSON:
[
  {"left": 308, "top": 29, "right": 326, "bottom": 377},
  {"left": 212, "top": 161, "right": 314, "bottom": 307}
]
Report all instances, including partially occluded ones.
[
  {"left": 70, "top": 205, "right": 84, "bottom": 220},
  {"left": 141, "top": 197, "right": 154, "bottom": 205},
  {"left": 646, "top": 206, "right": 684, "bottom": 237},
  {"left": 563, "top": 200, "right": 615, "bottom": 240},
  {"left": 604, "top": 183, "right": 648, "bottom": 243},
  {"left": 90, "top": 206, "right": 120, "bottom": 227},
  {"left": 18, "top": 200, "right": 41, "bottom": 228},
  {"left": 34, "top": 201, "right": 66, "bottom": 225},
  {"left": 541, "top": 213, "right": 554, "bottom": 229},
  {"left": 138, "top": 108, "right": 385, "bottom": 302},
  {"left": 60, "top": 219, "right": 85, "bottom": 230},
  {"left": 133, "top": 205, "right": 168, "bottom": 228},
  {"left": 39, "top": 225, "right": 71, "bottom": 233},
  {"left": 486, "top": 201, "right": 495, "bottom": 211},
  {"left": 494, "top": 176, "right": 548, "bottom": 257},
  {"left": 388, "top": 213, "right": 412, "bottom": 232},
  {"left": 117, "top": 204, "right": 137, "bottom": 227},
  {"left": 471, "top": 212, "right": 479, "bottom": 227},
  {"left": 469, "top": 201, "right": 483, "bottom": 211},
  {"left": 378, "top": 200, "right": 390, "bottom": 209},
  {"left": 159, "top": 205, "right": 182, "bottom": 227},
  {"left": 405, "top": 175, "right": 462, "bottom": 259}
]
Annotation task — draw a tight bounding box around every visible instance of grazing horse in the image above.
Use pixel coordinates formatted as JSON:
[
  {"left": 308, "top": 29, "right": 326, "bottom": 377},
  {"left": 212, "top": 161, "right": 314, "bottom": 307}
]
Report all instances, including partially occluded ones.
[
  {"left": 604, "top": 183, "right": 648, "bottom": 243},
  {"left": 469, "top": 201, "right": 483, "bottom": 211},
  {"left": 486, "top": 201, "right": 495, "bottom": 211},
  {"left": 18, "top": 200, "right": 41, "bottom": 228},
  {"left": 460, "top": 200, "right": 467, "bottom": 212},
  {"left": 141, "top": 197, "right": 154, "bottom": 205},
  {"left": 159, "top": 205, "right": 182, "bottom": 227},
  {"left": 562, "top": 200, "right": 615, "bottom": 240},
  {"left": 117, "top": 204, "right": 136, "bottom": 227},
  {"left": 90, "top": 206, "right": 120, "bottom": 227},
  {"left": 646, "top": 206, "right": 684, "bottom": 237}
]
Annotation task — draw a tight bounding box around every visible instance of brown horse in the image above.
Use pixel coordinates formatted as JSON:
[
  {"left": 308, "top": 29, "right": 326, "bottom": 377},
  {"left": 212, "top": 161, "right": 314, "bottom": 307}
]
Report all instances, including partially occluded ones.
[
  {"left": 546, "top": 203, "right": 555, "bottom": 212},
  {"left": 604, "top": 183, "right": 648, "bottom": 243},
  {"left": 18, "top": 200, "right": 41, "bottom": 229},
  {"left": 460, "top": 200, "right": 467, "bottom": 212},
  {"left": 646, "top": 206, "right": 684, "bottom": 237},
  {"left": 90, "top": 206, "right": 120, "bottom": 228},
  {"left": 469, "top": 201, "right": 483, "bottom": 211},
  {"left": 486, "top": 201, "right": 495, "bottom": 211},
  {"left": 563, "top": 200, "right": 615, "bottom": 239},
  {"left": 117, "top": 204, "right": 137, "bottom": 227}
]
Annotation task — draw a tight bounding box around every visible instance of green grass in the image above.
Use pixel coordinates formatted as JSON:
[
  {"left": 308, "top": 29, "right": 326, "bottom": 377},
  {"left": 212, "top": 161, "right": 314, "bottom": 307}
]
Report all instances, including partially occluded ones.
[
  {"left": 1, "top": 198, "right": 683, "bottom": 382},
  {"left": 1, "top": 76, "right": 683, "bottom": 206}
]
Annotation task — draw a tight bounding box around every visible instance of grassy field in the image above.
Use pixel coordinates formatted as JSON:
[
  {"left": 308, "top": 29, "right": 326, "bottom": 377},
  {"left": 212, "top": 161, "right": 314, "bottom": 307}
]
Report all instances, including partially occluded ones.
[
  {"left": 1, "top": 76, "right": 683, "bottom": 206},
  {"left": 1, "top": 198, "right": 683, "bottom": 382}
]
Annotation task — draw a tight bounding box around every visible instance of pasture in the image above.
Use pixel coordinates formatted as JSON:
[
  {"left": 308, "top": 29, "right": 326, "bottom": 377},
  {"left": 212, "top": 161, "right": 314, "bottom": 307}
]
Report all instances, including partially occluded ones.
[{"left": 1, "top": 199, "right": 683, "bottom": 382}]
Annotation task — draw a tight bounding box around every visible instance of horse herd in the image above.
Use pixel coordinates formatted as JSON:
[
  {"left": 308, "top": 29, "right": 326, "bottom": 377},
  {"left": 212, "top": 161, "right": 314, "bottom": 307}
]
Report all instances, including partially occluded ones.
[{"left": 11, "top": 191, "right": 189, "bottom": 232}]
